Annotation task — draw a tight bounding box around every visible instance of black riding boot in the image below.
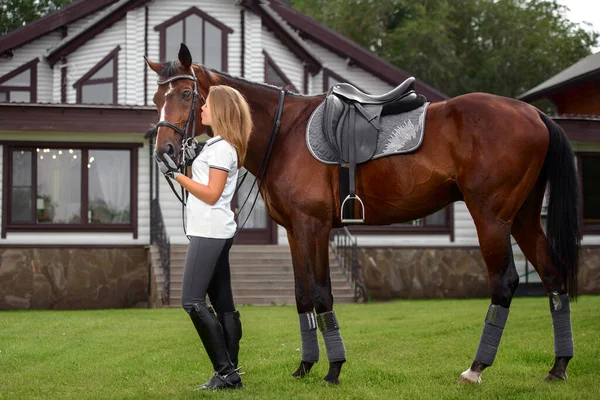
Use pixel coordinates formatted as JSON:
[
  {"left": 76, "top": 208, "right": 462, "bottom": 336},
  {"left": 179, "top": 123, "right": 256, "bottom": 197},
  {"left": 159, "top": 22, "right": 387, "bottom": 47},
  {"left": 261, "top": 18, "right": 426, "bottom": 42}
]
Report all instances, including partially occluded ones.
[
  {"left": 219, "top": 310, "right": 243, "bottom": 368},
  {"left": 189, "top": 302, "right": 242, "bottom": 390}
]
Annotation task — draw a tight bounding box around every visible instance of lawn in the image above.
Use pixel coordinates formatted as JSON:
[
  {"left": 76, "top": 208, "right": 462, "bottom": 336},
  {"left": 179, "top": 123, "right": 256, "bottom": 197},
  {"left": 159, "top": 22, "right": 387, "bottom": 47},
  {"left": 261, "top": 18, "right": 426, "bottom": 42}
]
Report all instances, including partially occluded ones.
[{"left": 1, "top": 296, "right": 599, "bottom": 399}]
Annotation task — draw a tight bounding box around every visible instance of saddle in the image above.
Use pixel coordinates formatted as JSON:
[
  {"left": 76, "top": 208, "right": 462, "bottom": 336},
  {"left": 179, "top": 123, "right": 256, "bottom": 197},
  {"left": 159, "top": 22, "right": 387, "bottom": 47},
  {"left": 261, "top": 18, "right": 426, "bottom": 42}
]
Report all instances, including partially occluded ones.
[{"left": 322, "top": 77, "right": 426, "bottom": 223}]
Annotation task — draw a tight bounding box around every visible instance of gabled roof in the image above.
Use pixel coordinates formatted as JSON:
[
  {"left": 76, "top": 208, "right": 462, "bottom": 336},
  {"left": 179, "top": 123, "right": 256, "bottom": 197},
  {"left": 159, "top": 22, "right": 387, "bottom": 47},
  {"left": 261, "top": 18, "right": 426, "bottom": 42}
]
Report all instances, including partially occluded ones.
[
  {"left": 519, "top": 52, "right": 600, "bottom": 102},
  {"left": 0, "top": 0, "right": 120, "bottom": 56},
  {"left": 268, "top": 0, "right": 448, "bottom": 100},
  {"left": 45, "top": 0, "right": 149, "bottom": 66}
]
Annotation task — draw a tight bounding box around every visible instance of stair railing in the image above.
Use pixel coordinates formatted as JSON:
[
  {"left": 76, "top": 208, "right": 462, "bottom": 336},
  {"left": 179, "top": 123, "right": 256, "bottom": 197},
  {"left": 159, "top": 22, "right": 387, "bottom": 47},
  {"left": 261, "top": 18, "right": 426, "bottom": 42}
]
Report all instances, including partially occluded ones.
[
  {"left": 151, "top": 198, "right": 170, "bottom": 305},
  {"left": 329, "top": 227, "right": 367, "bottom": 303}
]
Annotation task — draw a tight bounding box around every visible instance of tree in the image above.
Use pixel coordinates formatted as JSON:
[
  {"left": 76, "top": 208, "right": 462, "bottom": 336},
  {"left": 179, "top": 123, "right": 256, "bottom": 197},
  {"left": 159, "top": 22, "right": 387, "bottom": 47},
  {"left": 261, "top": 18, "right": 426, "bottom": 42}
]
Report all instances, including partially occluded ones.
[
  {"left": 289, "top": 0, "right": 599, "bottom": 98},
  {"left": 0, "top": 0, "right": 74, "bottom": 35}
]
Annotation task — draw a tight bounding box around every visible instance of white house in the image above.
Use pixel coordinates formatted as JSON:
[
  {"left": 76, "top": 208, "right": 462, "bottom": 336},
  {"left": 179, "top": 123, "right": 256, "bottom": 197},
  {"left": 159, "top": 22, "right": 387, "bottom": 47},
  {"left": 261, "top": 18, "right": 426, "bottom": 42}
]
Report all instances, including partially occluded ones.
[{"left": 1, "top": 0, "right": 596, "bottom": 309}]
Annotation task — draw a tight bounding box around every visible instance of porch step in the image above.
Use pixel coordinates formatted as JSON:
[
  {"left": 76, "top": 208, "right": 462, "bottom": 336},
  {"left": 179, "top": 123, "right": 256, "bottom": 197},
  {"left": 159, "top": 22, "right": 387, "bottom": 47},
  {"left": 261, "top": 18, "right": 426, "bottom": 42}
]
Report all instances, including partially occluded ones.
[{"left": 162, "top": 245, "right": 356, "bottom": 307}]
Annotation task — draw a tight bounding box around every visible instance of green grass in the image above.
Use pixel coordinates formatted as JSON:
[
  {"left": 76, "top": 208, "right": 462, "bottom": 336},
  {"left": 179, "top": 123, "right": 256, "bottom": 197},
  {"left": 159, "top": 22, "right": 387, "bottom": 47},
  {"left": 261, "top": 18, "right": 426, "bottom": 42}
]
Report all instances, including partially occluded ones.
[{"left": 1, "top": 296, "right": 599, "bottom": 399}]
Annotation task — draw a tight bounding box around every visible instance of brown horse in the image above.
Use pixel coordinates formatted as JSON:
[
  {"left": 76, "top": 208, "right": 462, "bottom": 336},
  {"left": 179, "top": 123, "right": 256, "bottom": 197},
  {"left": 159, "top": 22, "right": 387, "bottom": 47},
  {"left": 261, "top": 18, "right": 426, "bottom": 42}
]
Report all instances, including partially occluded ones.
[{"left": 146, "top": 44, "right": 580, "bottom": 384}]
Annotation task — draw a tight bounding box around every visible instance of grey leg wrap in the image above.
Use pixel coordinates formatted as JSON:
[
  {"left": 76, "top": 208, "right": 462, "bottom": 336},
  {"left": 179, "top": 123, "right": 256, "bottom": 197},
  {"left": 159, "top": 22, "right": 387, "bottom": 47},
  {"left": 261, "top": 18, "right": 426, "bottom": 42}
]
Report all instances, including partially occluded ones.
[
  {"left": 299, "top": 311, "right": 319, "bottom": 363},
  {"left": 317, "top": 311, "right": 346, "bottom": 363},
  {"left": 474, "top": 304, "right": 510, "bottom": 366},
  {"left": 549, "top": 292, "right": 574, "bottom": 358}
]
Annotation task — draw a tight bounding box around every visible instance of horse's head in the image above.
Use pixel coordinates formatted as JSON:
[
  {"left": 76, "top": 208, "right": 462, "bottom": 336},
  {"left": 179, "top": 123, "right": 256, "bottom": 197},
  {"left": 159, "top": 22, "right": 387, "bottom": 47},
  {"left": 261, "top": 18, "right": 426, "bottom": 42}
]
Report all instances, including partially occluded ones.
[{"left": 145, "top": 43, "right": 212, "bottom": 165}]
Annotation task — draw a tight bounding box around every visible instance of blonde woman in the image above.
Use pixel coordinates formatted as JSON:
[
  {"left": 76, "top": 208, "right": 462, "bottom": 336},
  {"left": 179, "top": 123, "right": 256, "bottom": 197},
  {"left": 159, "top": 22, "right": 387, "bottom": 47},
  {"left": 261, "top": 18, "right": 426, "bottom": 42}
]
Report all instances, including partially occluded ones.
[{"left": 156, "top": 85, "right": 252, "bottom": 390}]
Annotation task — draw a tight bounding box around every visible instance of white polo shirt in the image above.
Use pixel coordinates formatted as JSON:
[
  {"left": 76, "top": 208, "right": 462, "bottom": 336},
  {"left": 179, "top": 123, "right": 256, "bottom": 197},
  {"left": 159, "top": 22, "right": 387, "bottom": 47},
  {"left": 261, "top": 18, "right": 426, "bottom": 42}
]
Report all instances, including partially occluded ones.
[{"left": 186, "top": 136, "right": 239, "bottom": 238}]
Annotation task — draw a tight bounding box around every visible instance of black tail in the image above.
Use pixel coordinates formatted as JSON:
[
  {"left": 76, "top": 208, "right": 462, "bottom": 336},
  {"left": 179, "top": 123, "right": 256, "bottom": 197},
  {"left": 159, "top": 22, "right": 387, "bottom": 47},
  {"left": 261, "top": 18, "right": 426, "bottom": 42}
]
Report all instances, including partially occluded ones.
[{"left": 539, "top": 113, "right": 581, "bottom": 299}]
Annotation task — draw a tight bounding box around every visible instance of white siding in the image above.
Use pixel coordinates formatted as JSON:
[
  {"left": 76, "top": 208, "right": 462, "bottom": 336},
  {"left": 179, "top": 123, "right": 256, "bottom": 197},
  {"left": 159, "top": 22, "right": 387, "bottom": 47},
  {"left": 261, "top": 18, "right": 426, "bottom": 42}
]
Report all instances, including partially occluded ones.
[
  {"left": 0, "top": 32, "right": 62, "bottom": 104},
  {"left": 64, "top": 18, "right": 127, "bottom": 104},
  {"left": 145, "top": 0, "right": 242, "bottom": 105},
  {"left": 261, "top": 27, "right": 303, "bottom": 91},
  {"left": 244, "top": 10, "right": 262, "bottom": 81},
  {"left": 304, "top": 39, "right": 393, "bottom": 95},
  {"left": 0, "top": 136, "right": 150, "bottom": 245},
  {"left": 124, "top": 6, "right": 147, "bottom": 105}
]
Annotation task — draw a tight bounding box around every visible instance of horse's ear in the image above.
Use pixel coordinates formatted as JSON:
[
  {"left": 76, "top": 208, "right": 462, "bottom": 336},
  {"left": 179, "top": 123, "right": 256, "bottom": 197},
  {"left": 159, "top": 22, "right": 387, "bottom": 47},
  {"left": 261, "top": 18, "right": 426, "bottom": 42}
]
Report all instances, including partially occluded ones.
[
  {"left": 144, "top": 56, "right": 162, "bottom": 75},
  {"left": 178, "top": 43, "right": 192, "bottom": 70}
]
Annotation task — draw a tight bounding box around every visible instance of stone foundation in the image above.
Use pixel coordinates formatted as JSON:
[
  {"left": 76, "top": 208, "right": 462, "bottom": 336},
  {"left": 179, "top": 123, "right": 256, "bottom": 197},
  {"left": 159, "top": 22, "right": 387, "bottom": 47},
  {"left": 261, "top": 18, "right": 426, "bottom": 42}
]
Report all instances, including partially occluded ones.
[
  {"left": 0, "top": 247, "right": 149, "bottom": 310},
  {"left": 359, "top": 247, "right": 600, "bottom": 300}
]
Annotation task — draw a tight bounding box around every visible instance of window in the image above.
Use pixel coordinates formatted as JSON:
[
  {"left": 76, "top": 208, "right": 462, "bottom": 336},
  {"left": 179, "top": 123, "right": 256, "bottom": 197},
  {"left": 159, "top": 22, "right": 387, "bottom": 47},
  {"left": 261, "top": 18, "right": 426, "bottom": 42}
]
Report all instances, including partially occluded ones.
[
  {"left": 155, "top": 7, "right": 233, "bottom": 71},
  {"left": 264, "top": 51, "right": 298, "bottom": 92},
  {"left": 349, "top": 207, "right": 453, "bottom": 235},
  {"left": 0, "top": 58, "right": 38, "bottom": 103},
  {"left": 578, "top": 153, "right": 600, "bottom": 232},
  {"left": 73, "top": 47, "right": 119, "bottom": 104},
  {"left": 323, "top": 68, "right": 361, "bottom": 93},
  {"left": 3, "top": 143, "right": 139, "bottom": 237}
]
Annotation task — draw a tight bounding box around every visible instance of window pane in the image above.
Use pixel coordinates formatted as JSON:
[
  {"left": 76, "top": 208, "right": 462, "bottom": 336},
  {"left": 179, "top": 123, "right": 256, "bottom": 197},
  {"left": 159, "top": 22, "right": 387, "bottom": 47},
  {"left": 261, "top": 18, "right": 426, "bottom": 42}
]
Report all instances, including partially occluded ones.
[
  {"left": 166, "top": 21, "right": 183, "bottom": 61},
  {"left": 10, "top": 91, "right": 30, "bottom": 103},
  {"left": 265, "top": 61, "right": 288, "bottom": 87},
  {"left": 37, "top": 149, "right": 81, "bottom": 224},
  {"left": 88, "top": 150, "right": 131, "bottom": 224},
  {"left": 81, "top": 82, "right": 113, "bottom": 104},
  {"left": 582, "top": 156, "right": 600, "bottom": 227},
  {"left": 11, "top": 150, "right": 33, "bottom": 223},
  {"left": 90, "top": 59, "right": 113, "bottom": 80},
  {"left": 185, "top": 14, "right": 203, "bottom": 63},
  {"left": 424, "top": 209, "right": 446, "bottom": 226},
  {"left": 0, "top": 91, "right": 7, "bottom": 102},
  {"left": 204, "top": 22, "right": 222, "bottom": 70},
  {"left": 326, "top": 75, "right": 340, "bottom": 89},
  {"left": 2, "top": 70, "right": 30, "bottom": 87}
]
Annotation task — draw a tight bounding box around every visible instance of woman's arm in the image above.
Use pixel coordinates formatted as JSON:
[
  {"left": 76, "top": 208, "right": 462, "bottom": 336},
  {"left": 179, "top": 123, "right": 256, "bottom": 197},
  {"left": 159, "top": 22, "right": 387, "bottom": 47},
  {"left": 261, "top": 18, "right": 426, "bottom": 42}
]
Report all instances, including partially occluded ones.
[{"left": 175, "top": 168, "right": 228, "bottom": 206}]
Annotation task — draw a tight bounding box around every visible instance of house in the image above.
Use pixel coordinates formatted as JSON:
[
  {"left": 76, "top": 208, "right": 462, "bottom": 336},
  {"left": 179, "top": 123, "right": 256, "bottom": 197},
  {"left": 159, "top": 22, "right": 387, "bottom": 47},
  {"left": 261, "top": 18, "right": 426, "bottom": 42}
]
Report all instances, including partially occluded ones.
[{"left": 2, "top": 0, "right": 594, "bottom": 310}]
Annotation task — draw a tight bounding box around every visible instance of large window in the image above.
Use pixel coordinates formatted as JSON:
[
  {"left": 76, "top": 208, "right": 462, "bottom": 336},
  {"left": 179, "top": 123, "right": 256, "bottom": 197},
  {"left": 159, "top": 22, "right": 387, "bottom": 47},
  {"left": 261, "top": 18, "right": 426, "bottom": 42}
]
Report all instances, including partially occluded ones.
[
  {"left": 3, "top": 143, "right": 138, "bottom": 237},
  {"left": 578, "top": 153, "right": 600, "bottom": 232},
  {"left": 264, "top": 51, "right": 298, "bottom": 92},
  {"left": 155, "top": 7, "right": 233, "bottom": 71},
  {"left": 73, "top": 47, "right": 119, "bottom": 105},
  {"left": 0, "top": 58, "right": 38, "bottom": 103}
]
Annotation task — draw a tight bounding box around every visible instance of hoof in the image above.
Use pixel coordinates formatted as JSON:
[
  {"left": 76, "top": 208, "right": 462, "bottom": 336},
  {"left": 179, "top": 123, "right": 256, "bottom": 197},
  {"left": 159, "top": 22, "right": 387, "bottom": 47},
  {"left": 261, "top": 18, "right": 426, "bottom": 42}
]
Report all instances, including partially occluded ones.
[
  {"left": 323, "top": 360, "right": 344, "bottom": 385},
  {"left": 458, "top": 368, "right": 481, "bottom": 384},
  {"left": 544, "top": 372, "right": 567, "bottom": 382},
  {"left": 292, "top": 361, "right": 314, "bottom": 378},
  {"left": 322, "top": 377, "right": 340, "bottom": 385}
]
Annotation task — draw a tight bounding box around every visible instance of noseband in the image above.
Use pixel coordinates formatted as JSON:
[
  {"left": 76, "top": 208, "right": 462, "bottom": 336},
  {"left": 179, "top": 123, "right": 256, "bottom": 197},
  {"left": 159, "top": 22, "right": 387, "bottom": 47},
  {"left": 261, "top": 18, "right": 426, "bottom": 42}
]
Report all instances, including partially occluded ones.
[{"left": 155, "top": 67, "right": 207, "bottom": 166}]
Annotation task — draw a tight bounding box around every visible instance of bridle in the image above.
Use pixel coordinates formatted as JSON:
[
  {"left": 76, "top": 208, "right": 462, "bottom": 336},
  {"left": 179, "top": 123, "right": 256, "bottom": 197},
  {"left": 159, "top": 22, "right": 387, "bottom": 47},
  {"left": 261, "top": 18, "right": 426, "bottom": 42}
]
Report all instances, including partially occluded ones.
[{"left": 155, "top": 66, "right": 206, "bottom": 168}]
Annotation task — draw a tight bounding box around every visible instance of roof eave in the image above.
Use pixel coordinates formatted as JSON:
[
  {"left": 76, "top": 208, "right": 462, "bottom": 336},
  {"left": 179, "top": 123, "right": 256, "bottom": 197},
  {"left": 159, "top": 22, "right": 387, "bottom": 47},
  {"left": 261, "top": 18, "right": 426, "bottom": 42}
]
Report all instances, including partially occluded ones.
[
  {"left": 0, "top": 0, "right": 120, "bottom": 55},
  {"left": 519, "top": 69, "right": 600, "bottom": 103}
]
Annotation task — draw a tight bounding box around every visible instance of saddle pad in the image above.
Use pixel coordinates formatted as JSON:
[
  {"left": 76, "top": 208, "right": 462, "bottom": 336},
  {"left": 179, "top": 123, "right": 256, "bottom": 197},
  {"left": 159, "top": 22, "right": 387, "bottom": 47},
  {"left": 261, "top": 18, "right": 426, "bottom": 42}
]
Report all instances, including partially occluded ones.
[{"left": 306, "top": 101, "right": 429, "bottom": 164}]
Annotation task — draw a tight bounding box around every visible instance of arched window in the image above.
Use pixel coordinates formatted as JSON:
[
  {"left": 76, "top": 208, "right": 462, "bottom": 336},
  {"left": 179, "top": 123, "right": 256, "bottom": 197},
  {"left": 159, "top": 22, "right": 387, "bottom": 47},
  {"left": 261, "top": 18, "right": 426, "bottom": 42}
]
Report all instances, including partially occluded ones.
[
  {"left": 0, "top": 58, "right": 38, "bottom": 103},
  {"left": 264, "top": 51, "right": 298, "bottom": 92},
  {"left": 155, "top": 7, "right": 233, "bottom": 71},
  {"left": 73, "top": 46, "right": 119, "bottom": 104}
]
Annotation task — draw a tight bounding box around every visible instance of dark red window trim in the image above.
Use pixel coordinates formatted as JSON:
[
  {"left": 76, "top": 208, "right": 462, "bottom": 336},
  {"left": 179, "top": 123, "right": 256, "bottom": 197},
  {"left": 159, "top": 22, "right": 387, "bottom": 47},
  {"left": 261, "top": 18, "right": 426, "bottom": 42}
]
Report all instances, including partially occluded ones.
[
  {"left": 577, "top": 152, "right": 600, "bottom": 234},
  {"left": 155, "top": 6, "right": 233, "bottom": 71},
  {"left": 1, "top": 141, "right": 140, "bottom": 239},
  {"left": 263, "top": 50, "right": 298, "bottom": 92},
  {"left": 0, "top": 58, "right": 38, "bottom": 103},
  {"left": 73, "top": 46, "right": 120, "bottom": 104}
]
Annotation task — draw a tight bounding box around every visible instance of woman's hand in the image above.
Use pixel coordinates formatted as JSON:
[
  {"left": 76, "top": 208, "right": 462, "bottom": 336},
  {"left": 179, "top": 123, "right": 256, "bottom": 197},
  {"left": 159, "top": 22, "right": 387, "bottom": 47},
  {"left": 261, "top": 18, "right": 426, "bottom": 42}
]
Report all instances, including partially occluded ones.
[{"left": 155, "top": 154, "right": 180, "bottom": 179}]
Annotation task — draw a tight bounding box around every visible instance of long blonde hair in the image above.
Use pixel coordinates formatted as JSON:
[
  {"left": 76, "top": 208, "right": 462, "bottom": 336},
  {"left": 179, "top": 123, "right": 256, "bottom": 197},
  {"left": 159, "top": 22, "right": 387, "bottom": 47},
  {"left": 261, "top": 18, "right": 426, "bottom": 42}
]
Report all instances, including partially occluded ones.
[{"left": 207, "top": 85, "right": 253, "bottom": 168}]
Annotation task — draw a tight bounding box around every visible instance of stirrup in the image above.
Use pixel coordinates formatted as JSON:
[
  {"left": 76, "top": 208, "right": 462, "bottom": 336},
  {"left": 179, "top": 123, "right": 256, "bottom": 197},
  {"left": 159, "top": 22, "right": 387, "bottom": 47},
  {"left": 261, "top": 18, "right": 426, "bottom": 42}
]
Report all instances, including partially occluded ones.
[{"left": 341, "top": 194, "right": 365, "bottom": 224}]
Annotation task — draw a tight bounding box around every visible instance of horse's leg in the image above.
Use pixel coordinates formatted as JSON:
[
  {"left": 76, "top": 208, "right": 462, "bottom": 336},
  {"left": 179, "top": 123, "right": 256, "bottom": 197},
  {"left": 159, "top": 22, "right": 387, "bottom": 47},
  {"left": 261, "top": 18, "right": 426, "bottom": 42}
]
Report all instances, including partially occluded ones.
[
  {"left": 459, "top": 217, "right": 520, "bottom": 383},
  {"left": 287, "top": 230, "right": 319, "bottom": 378},
  {"left": 512, "top": 186, "right": 574, "bottom": 381},
  {"left": 294, "top": 219, "right": 345, "bottom": 384}
]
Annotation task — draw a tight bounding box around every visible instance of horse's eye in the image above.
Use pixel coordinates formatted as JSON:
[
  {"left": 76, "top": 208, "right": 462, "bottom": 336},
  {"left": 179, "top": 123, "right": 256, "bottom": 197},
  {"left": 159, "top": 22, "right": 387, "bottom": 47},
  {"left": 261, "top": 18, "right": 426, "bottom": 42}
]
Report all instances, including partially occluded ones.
[{"left": 183, "top": 90, "right": 192, "bottom": 100}]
